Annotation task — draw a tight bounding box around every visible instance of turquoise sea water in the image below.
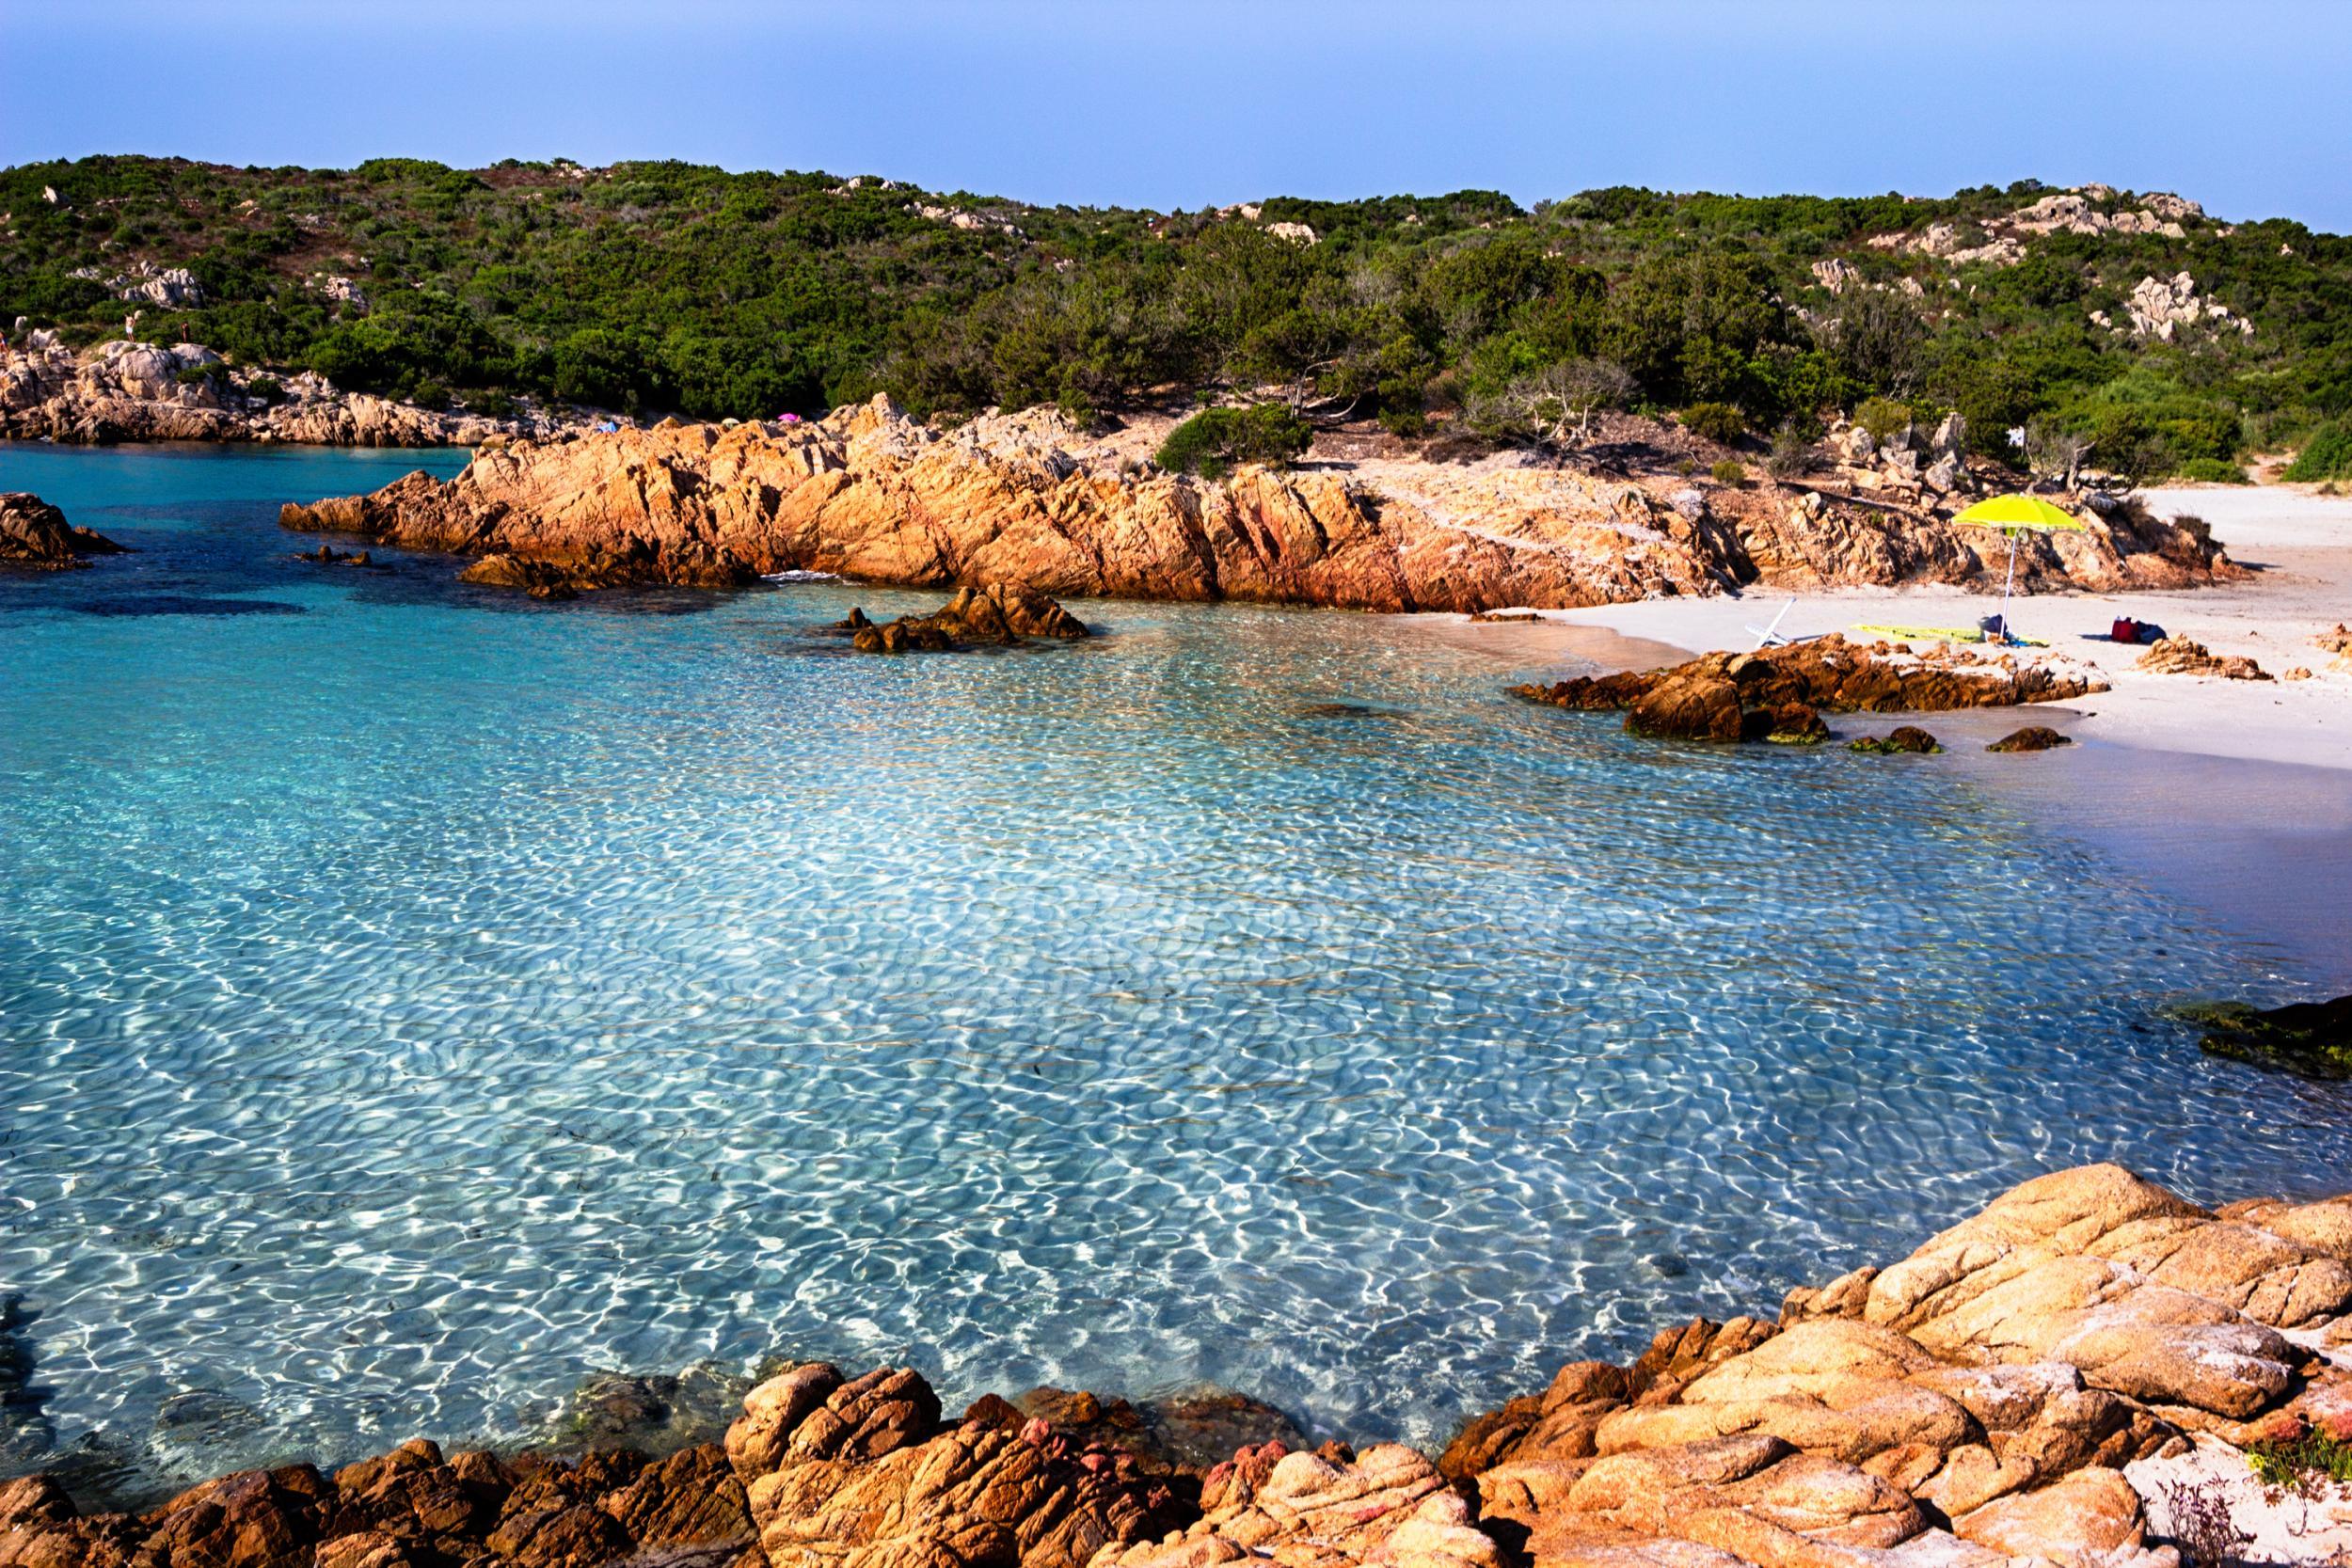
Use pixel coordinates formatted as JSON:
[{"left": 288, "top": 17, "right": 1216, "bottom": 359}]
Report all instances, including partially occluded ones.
[{"left": 3, "top": 443, "right": 2346, "bottom": 1498}]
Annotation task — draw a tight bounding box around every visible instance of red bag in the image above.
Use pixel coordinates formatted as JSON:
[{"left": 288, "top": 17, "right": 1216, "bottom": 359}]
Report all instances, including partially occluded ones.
[{"left": 2111, "top": 617, "right": 2138, "bottom": 643}]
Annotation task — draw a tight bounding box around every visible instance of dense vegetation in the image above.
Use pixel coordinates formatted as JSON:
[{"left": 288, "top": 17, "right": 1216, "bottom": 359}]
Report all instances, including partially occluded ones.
[{"left": 5, "top": 155, "right": 2350, "bottom": 478}]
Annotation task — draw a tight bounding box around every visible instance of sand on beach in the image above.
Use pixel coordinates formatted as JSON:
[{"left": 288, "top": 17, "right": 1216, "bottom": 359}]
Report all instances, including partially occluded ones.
[{"left": 1419, "top": 483, "right": 2352, "bottom": 774}]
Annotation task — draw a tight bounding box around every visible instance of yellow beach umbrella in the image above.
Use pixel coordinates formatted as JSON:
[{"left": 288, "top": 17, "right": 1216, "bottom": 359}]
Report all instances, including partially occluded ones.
[{"left": 1951, "top": 494, "right": 2088, "bottom": 643}]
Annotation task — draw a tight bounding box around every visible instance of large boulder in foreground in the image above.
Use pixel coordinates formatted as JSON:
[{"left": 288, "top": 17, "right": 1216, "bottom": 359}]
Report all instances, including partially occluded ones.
[{"left": 0, "top": 492, "right": 125, "bottom": 569}]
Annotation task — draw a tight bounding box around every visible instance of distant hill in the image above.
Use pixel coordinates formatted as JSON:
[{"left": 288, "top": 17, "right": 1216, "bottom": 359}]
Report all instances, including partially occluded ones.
[{"left": 4, "top": 155, "right": 2347, "bottom": 479}]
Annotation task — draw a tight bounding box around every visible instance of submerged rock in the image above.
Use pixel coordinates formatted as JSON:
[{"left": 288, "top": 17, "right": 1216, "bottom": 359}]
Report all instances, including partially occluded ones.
[
  {"left": 0, "top": 492, "right": 126, "bottom": 569},
  {"left": 2175, "top": 994, "right": 2352, "bottom": 1079},
  {"left": 548, "top": 1363, "right": 752, "bottom": 1454}
]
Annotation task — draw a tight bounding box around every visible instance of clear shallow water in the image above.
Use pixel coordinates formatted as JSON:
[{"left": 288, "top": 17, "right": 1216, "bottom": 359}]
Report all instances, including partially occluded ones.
[{"left": 3, "top": 443, "right": 2347, "bottom": 1497}]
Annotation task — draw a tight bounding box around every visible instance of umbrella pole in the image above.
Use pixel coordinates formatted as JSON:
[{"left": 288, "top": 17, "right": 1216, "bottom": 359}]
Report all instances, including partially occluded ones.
[{"left": 1999, "top": 531, "right": 2018, "bottom": 643}]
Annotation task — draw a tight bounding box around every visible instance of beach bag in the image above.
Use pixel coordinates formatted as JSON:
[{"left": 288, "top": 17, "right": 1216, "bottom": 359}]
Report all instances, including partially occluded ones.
[{"left": 2111, "top": 617, "right": 2138, "bottom": 643}]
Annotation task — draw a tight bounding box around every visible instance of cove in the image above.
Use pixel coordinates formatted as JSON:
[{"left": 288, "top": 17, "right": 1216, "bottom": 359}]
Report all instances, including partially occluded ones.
[{"left": 2, "top": 443, "right": 2344, "bottom": 1497}]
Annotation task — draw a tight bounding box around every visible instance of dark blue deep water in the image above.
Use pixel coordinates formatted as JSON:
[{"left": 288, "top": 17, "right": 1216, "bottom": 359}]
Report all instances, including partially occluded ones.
[{"left": 2, "top": 442, "right": 2345, "bottom": 1495}]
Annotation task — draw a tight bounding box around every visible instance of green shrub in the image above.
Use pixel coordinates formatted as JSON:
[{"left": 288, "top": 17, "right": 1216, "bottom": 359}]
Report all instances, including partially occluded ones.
[
  {"left": 172, "top": 363, "right": 227, "bottom": 386},
  {"left": 2283, "top": 420, "right": 2352, "bottom": 482},
  {"left": 1853, "top": 396, "right": 1915, "bottom": 444},
  {"left": 1710, "top": 458, "right": 1746, "bottom": 486},
  {"left": 2175, "top": 457, "right": 2248, "bottom": 484},
  {"left": 1679, "top": 402, "right": 1746, "bottom": 444},
  {"left": 245, "top": 374, "right": 283, "bottom": 404},
  {"left": 1154, "top": 404, "right": 1312, "bottom": 478}
]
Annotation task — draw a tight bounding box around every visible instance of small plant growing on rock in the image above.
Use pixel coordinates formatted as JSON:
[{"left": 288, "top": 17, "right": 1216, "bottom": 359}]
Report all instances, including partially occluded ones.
[
  {"left": 1678, "top": 401, "right": 1746, "bottom": 445},
  {"left": 1710, "top": 458, "right": 1746, "bottom": 486}
]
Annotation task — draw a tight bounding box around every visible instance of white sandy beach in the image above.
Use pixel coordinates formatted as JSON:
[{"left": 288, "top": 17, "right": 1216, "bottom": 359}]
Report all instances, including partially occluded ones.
[{"left": 1425, "top": 483, "right": 2352, "bottom": 773}]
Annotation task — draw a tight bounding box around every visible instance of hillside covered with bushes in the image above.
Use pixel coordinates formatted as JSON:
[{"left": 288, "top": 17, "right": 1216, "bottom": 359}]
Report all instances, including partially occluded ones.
[{"left": 5, "top": 154, "right": 2350, "bottom": 479}]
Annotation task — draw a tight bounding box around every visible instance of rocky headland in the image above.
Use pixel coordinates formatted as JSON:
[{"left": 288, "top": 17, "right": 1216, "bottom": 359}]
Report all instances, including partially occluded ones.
[
  {"left": 5, "top": 1163, "right": 2348, "bottom": 1568},
  {"left": 0, "top": 492, "right": 125, "bottom": 569},
  {"left": 0, "top": 338, "right": 599, "bottom": 447},
  {"left": 274, "top": 397, "right": 2236, "bottom": 610}
]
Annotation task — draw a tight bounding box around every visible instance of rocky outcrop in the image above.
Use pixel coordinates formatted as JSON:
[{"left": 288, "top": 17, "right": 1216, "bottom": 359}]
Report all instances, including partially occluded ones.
[
  {"left": 1867, "top": 187, "right": 2209, "bottom": 276},
  {"left": 844, "top": 585, "right": 1090, "bottom": 653},
  {"left": 1446, "top": 1164, "right": 2352, "bottom": 1567},
  {"left": 1511, "top": 634, "right": 2107, "bottom": 742},
  {"left": 273, "top": 397, "right": 2237, "bottom": 610},
  {"left": 2123, "top": 272, "right": 2254, "bottom": 341},
  {"left": 0, "top": 340, "right": 597, "bottom": 447},
  {"left": 2135, "top": 635, "right": 2271, "bottom": 680},
  {"left": 4, "top": 1164, "right": 2346, "bottom": 1567},
  {"left": 0, "top": 493, "right": 125, "bottom": 569},
  {"left": 1987, "top": 725, "right": 2073, "bottom": 752}
]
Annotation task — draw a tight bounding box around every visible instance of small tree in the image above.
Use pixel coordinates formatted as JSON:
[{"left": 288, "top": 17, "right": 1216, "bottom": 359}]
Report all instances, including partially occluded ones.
[
  {"left": 2024, "top": 420, "right": 2094, "bottom": 489},
  {"left": 1816, "top": 290, "right": 1927, "bottom": 396},
  {"left": 1470, "top": 357, "right": 1636, "bottom": 448}
]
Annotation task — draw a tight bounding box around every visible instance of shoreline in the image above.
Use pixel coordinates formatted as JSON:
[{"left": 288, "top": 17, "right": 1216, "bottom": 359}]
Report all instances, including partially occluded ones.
[
  {"left": 1409, "top": 483, "right": 2352, "bottom": 982},
  {"left": 5, "top": 1163, "right": 2345, "bottom": 1567}
]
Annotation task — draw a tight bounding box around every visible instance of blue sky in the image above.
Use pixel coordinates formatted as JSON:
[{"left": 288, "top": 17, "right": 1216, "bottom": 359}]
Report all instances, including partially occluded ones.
[{"left": 8, "top": 1, "right": 2348, "bottom": 230}]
